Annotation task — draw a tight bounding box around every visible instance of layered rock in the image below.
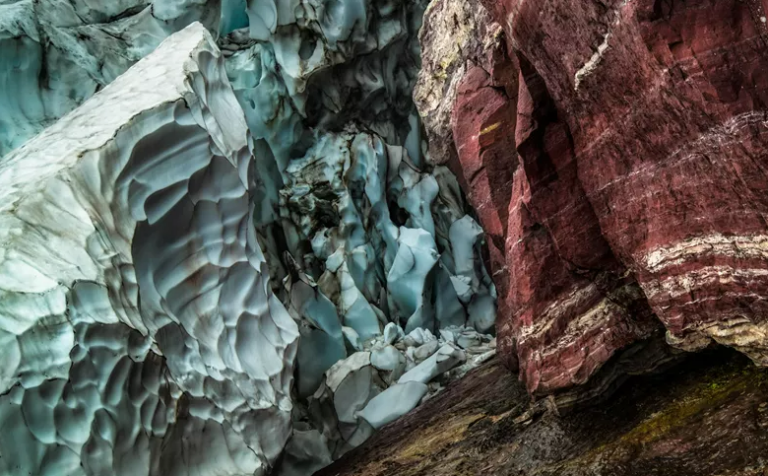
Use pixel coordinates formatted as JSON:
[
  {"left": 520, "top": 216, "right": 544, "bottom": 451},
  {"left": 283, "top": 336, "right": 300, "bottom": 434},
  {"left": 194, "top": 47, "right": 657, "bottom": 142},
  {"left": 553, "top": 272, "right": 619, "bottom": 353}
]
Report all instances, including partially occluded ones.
[
  {"left": 316, "top": 351, "right": 768, "bottom": 476},
  {"left": 0, "top": 23, "right": 298, "bottom": 475},
  {"left": 417, "top": 0, "right": 768, "bottom": 395}
]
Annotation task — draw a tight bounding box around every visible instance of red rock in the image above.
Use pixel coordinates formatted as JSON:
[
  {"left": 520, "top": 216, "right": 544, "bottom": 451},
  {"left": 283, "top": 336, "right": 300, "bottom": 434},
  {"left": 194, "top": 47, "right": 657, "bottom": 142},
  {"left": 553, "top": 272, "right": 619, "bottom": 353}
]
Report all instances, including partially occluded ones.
[
  {"left": 420, "top": 0, "right": 768, "bottom": 394},
  {"left": 413, "top": 0, "right": 508, "bottom": 169},
  {"left": 451, "top": 64, "right": 516, "bottom": 307},
  {"left": 505, "top": 0, "right": 768, "bottom": 362}
]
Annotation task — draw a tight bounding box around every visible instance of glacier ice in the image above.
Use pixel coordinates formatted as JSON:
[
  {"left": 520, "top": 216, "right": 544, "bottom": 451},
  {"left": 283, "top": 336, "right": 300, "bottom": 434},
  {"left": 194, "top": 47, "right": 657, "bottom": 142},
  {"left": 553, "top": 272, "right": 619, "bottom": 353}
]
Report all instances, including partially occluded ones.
[
  {"left": 304, "top": 322, "right": 495, "bottom": 465},
  {"left": 0, "top": 0, "right": 500, "bottom": 473},
  {"left": 0, "top": 0, "right": 222, "bottom": 158},
  {"left": 357, "top": 381, "right": 429, "bottom": 429},
  {"left": 0, "top": 23, "right": 297, "bottom": 476},
  {"left": 399, "top": 344, "right": 466, "bottom": 384}
]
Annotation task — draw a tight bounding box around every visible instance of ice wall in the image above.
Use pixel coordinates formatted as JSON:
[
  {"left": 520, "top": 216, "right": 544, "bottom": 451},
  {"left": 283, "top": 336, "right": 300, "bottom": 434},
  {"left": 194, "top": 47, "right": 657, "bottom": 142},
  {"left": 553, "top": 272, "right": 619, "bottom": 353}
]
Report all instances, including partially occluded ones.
[
  {"left": 0, "top": 0, "right": 222, "bottom": 157},
  {"left": 0, "top": 1, "right": 499, "bottom": 474},
  {"left": 0, "top": 23, "right": 297, "bottom": 476}
]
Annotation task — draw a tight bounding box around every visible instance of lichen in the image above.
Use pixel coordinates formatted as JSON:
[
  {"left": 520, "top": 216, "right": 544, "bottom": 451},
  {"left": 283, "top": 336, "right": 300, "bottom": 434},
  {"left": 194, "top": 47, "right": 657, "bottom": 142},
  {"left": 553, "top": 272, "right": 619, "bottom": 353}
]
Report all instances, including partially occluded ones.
[
  {"left": 572, "top": 359, "right": 768, "bottom": 466},
  {"left": 399, "top": 412, "right": 486, "bottom": 461},
  {"left": 618, "top": 364, "right": 766, "bottom": 447}
]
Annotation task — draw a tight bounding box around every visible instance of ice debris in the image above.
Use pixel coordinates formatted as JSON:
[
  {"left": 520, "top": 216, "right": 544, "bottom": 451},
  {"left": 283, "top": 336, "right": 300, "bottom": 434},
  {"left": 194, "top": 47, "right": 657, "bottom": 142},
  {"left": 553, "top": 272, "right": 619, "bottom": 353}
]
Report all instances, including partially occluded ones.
[
  {"left": 0, "top": 0, "right": 500, "bottom": 473},
  {"left": 302, "top": 324, "right": 495, "bottom": 465}
]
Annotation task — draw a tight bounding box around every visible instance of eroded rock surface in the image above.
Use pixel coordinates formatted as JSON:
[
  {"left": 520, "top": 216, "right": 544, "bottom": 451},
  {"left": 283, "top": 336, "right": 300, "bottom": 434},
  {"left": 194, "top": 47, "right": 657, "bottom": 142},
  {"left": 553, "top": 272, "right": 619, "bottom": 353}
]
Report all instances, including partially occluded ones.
[
  {"left": 506, "top": 0, "right": 768, "bottom": 365},
  {"left": 315, "top": 350, "right": 768, "bottom": 476},
  {"left": 417, "top": 0, "right": 768, "bottom": 395}
]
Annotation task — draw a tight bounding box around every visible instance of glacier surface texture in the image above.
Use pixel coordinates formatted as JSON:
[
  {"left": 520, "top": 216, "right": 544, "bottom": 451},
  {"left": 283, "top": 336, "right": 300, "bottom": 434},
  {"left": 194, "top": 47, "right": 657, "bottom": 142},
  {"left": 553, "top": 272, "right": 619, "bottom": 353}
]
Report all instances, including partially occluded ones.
[{"left": 0, "top": 1, "right": 497, "bottom": 475}]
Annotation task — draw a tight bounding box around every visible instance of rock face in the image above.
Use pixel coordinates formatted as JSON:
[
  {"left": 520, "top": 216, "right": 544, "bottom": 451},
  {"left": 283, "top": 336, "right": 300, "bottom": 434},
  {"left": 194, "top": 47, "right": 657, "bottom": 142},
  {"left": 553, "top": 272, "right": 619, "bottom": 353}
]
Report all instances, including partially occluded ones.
[
  {"left": 315, "top": 351, "right": 768, "bottom": 476},
  {"left": 417, "top": 0, "right": 768, "bottom": 394},
  {"left": 412, "top": 0, "right": 508, "bottom": 168},
  {"left": 0, "top": 23, "right": 298, "bottom": 476}
]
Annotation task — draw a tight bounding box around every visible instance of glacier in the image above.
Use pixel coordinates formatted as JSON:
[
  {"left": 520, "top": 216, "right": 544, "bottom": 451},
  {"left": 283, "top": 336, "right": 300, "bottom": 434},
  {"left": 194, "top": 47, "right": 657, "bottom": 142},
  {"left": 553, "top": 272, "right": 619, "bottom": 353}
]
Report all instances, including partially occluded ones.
[
  {"left": 0, "top": 0, "right": 222, "bottom": 157},
  {"left": 0, "top": 23, "right": 297, "bottom": 476},
  {"left": 0, "top": 1, "right": 497, "bottom": 475}
]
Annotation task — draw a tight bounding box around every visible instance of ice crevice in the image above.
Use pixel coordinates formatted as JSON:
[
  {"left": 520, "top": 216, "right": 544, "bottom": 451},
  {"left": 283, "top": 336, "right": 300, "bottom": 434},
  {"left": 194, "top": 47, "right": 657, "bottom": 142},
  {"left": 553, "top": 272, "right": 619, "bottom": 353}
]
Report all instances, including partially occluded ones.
[{"left": 0, "top": 1, "right": 498, "bottom": 475}]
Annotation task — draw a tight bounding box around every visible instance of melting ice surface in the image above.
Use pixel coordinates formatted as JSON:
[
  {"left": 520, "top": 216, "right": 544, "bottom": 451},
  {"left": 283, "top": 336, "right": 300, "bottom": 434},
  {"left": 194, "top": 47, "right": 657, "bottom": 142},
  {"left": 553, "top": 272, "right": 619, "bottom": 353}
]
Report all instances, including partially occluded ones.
[{"left": 0, "top": 1, "right": 496, "bottom": 475}]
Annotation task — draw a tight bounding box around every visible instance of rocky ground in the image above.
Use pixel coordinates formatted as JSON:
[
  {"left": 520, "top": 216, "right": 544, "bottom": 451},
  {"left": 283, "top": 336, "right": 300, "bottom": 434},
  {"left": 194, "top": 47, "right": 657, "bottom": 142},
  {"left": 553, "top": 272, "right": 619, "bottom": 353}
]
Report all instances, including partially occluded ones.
[{"left": 316, "top": 349, "right": 768, "bottom": 476}]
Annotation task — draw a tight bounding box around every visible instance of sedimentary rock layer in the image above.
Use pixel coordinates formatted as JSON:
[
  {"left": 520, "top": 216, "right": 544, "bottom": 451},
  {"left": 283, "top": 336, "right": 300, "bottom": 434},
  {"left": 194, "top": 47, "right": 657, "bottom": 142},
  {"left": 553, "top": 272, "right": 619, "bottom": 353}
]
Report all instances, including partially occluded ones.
[
  {"left": 0, "top": 23, "right": 298, "bottom": 476},
  {"left": 417, "top": 0, "right": 768, "bottom": 394},
  {"left": 315, "top": 351, "right": 768, "bottom": 476}
]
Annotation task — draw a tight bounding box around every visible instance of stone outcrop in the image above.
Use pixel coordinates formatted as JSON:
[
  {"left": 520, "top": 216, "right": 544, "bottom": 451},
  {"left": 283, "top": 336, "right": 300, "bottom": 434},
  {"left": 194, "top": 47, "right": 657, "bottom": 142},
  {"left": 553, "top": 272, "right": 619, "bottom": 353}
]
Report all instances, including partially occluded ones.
[
  {"left": 413, "top": 0, "right": 509, "bottom": 168},
  {"left": 417, "top": 0, "right": 768, "bottom": 395},
  {"left": 315, "top": 350, "right": 768, "bottom": 476}
]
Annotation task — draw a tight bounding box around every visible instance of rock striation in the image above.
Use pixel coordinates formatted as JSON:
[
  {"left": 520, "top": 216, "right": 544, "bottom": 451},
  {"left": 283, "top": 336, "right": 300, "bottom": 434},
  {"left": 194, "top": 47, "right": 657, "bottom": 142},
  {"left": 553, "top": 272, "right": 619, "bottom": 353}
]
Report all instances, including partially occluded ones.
[{"left": 417, "top": 0, "right": 768, "bottom": 395}]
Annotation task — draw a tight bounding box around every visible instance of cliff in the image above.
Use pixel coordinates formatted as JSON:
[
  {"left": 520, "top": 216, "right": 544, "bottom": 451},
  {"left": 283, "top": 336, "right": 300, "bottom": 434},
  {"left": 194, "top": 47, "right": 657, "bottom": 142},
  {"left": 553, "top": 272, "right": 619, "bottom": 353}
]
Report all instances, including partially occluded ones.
[{"left": 417, "top": 0, "right": 768, "bottom": 396}]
